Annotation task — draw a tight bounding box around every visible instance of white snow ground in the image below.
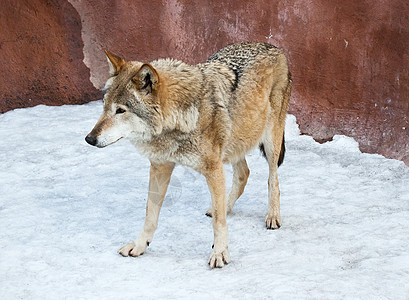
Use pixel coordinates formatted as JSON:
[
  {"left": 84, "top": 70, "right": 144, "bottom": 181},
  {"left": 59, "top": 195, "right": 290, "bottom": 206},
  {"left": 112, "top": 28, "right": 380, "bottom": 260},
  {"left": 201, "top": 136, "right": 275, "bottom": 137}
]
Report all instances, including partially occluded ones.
[{"left": 1, "top": 101, "right": 409, "bottom": 299}]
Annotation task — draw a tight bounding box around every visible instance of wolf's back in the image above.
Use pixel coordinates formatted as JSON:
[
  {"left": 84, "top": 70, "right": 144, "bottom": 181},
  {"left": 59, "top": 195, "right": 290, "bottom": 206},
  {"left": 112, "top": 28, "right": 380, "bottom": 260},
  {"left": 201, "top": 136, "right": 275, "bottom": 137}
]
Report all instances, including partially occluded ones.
[{"left": 207, "top": 42, "right": 281, "bottom": 76}]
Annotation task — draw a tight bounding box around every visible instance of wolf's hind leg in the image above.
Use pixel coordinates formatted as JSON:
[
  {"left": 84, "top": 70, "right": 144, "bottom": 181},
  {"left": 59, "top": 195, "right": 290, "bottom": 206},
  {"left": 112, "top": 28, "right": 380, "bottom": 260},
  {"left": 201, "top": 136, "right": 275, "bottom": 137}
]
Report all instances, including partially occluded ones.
[
  {"left": 263, "top": 71, "right": 290, "bottom": 229},
  {"left": 263, "top": 128, "right": 284, "bottom": 230},
  {"left": 118, "top": 161, "right": 175, "bottom": 257},
  {"left": 205, "top": 158, "right": 249, "bottom": 217}
]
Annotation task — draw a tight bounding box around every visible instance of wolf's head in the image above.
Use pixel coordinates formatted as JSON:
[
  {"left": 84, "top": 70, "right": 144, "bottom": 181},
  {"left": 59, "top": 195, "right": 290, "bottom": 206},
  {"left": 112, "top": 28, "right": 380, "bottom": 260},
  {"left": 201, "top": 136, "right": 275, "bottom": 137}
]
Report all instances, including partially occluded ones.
[{"left": 85, "top": 51, "right": 164, "bottom": 148}]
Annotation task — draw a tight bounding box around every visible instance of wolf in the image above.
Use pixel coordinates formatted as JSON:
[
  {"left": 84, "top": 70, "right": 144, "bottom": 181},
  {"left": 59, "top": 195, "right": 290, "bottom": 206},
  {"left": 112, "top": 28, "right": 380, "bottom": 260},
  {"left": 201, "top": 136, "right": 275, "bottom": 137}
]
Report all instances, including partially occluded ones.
[{"left": 85, "top": 42, "right": 292, "bottom": 268}]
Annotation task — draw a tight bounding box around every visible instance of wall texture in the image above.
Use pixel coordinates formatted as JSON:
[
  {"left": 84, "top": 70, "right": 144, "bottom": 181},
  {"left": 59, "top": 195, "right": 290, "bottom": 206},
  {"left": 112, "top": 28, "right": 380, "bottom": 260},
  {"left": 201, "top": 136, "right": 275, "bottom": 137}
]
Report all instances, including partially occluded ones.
[
  {"left": 0, "top": 0, "right": 99, "bottom": 112},
  {"left": 1, "top": 0, "right": 408, "bottom": 165}
]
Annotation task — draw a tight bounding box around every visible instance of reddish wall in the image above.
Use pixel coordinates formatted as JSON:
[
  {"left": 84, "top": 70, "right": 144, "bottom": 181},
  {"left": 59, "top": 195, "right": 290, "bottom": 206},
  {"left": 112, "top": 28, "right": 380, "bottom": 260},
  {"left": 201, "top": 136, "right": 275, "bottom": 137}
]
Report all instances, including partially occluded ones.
[
  {"left": 0, "top": 0, "right": 99, "bottom": 113},
  {"left": 279, "top": 1, "right": 409, "bottom": 165},
  {"left": 1, "top": 0, "right": 408, "bottom": 165}
]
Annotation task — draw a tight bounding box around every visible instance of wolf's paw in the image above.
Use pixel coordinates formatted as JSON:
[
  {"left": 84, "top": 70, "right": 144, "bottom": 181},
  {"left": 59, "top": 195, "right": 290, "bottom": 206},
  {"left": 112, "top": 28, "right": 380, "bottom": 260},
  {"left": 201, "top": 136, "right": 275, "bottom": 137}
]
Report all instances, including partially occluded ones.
[
  {"left": 118, "top": 241, "right": 147, "bottom": 257},
  {"left": 208, "top": 247, "right": 231, "bottom": 268},
  {"left": 265, "top": 213, "right": 282, "bottom": 230}
]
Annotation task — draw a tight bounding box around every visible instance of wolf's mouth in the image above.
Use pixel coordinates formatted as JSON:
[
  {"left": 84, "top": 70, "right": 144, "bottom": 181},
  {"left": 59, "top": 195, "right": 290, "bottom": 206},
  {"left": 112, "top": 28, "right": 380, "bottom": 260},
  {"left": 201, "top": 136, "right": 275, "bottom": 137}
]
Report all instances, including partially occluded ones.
[{"left": 96, "top": 137, "right": 124, "bottom": 148}]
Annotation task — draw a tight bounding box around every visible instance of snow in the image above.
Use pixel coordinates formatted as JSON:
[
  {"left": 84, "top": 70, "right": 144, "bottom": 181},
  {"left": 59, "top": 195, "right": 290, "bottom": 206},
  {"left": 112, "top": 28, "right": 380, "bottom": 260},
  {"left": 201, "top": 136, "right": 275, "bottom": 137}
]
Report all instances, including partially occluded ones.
[{"left": 1, "top": 101, "right": 409, "bottom": 299}]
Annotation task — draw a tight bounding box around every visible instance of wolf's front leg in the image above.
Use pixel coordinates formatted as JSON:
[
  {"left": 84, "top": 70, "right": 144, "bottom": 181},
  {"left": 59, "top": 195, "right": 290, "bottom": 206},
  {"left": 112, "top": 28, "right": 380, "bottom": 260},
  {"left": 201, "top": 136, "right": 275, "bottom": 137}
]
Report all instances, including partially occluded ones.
[
  {"left": 204, "top": 160, "right": 231, "bottom": 268},
  {"left": 118, "top": 161, "right": 175, "bottom": 257}
]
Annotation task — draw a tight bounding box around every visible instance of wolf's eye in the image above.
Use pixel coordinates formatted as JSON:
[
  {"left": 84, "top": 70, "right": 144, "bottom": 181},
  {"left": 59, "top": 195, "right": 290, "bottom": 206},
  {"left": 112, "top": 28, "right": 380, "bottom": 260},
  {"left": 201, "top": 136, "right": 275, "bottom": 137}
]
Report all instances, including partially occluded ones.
[{"left": 116, "top": 107, "right": 126, "bottom": 114}]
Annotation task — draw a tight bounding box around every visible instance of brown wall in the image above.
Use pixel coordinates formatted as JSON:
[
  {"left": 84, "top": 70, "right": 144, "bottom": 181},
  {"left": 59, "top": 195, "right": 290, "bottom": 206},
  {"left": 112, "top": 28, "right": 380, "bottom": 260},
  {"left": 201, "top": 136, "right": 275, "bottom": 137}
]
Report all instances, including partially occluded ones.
[
  {"left": 0, "top": 0, "right": 99, "bottom": 111},
  {"left": 1, "top": 0, "right": 408, "bottom": 165}
]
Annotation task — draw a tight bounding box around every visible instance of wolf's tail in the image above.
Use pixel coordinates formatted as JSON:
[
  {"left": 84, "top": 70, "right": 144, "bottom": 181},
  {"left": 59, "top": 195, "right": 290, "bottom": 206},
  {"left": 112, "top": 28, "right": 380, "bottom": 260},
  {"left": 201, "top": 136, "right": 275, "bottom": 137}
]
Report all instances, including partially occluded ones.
[{"left": 259, "top": 134, "right": 286, "bottom": 167}]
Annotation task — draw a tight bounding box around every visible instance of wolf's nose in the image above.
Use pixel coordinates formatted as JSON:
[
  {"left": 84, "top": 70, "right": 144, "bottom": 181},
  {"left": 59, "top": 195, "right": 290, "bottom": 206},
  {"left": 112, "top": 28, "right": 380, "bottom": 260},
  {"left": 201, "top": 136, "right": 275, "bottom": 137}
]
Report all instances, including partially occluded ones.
[{"left": 85, "top": 135, "right": 97, "bottom": 146}]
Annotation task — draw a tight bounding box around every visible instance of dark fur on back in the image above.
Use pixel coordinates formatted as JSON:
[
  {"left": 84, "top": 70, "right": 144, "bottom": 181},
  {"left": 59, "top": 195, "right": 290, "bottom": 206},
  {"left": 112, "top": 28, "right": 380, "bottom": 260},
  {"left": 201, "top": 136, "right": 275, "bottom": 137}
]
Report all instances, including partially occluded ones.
[
  {"left": 206, "top": 42, "right": 278, "bottom": 92},
  {"left": 206, "top": 42, "right": 277, "bottom": 74}
]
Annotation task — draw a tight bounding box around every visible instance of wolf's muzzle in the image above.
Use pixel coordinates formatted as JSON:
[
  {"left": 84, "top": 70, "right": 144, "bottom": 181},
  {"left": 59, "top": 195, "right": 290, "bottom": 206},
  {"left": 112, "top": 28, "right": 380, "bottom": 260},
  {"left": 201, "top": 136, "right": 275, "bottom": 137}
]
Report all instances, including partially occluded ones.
[{"left": 85, "top": 134, "right": 97, "bottom": 146}]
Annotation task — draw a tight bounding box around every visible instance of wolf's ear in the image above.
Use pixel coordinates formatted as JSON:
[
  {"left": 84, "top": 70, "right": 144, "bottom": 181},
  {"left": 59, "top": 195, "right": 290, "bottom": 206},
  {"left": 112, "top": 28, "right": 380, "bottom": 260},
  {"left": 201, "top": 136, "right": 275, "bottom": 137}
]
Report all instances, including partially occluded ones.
[
  {"left": 133, "top": 64, "right": 159, "bottom": 94},
  {"left": 105, "top": 50, "right": 125, "bottom": 76}
]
